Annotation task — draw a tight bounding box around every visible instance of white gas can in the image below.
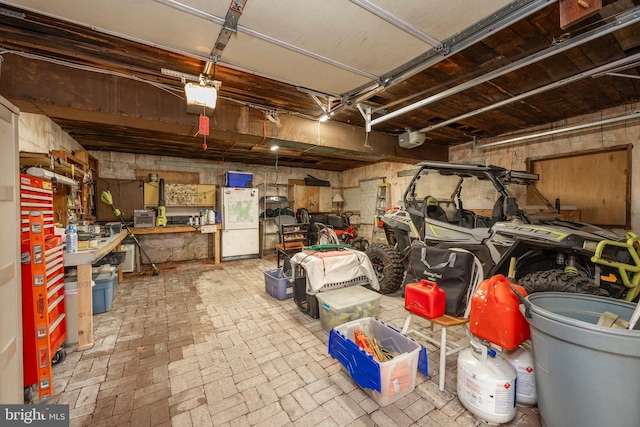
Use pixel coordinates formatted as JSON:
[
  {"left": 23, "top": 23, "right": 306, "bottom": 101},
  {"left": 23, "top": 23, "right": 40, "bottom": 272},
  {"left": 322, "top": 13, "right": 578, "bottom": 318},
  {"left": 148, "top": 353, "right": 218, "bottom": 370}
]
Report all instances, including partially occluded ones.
[
  {"left": 503, "top": 342, "right": 537, "bottom": 406},
  {"left": 457, "top": 343, "right": 517, "bottom": 424}
]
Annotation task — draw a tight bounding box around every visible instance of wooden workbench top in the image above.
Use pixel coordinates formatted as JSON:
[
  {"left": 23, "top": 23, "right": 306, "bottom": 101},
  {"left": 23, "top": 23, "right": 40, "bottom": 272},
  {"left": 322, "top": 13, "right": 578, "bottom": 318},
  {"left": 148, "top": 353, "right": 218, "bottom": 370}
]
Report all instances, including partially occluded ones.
[{"left": 63, "top": 230, "right": 128, "bottom": 267}]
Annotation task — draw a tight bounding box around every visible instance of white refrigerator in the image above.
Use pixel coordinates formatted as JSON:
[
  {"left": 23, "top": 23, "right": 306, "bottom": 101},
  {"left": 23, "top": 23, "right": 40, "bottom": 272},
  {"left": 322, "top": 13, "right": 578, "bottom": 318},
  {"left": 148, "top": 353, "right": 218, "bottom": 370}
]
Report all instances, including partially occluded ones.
[{"left": 218, "top": 187, "right": 260, "bottom": 260}]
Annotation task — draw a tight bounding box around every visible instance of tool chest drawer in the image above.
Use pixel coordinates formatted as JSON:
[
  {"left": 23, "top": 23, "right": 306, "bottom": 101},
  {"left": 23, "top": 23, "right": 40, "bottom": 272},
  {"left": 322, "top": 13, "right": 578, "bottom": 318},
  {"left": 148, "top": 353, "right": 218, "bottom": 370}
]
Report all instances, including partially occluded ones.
[{"left": 19, "top": 173, "right": 55, "bottom": 238}]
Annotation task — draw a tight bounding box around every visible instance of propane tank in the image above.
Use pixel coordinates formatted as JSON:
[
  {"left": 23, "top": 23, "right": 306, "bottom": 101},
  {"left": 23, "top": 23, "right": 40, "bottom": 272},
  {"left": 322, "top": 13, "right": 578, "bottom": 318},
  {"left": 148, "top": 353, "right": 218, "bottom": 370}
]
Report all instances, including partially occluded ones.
[
  {"left": 457, "top": 341, "right": 517, "bottom": 424},
  {"left": 503, "top": 341, "right": 537, "bottom": 406}
]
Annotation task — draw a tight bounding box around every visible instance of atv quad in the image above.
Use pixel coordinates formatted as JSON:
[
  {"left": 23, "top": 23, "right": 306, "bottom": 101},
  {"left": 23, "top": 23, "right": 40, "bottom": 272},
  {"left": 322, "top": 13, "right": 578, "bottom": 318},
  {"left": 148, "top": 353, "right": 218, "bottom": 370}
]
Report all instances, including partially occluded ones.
[
  {"left": 366, "top": 160, "right": 635, "bottom": 299},
  {"left": 307, "top": 212, "right": 369, "bottom": 251}
]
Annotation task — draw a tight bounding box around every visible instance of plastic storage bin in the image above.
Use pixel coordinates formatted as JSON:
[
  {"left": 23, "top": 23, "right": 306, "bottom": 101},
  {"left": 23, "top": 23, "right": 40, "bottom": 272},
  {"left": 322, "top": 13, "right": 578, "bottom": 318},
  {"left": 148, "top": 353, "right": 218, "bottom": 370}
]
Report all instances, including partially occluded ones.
[
  {"left": 292, "top": 260, "right": 371, "bottom": 319},
  {"left": 264, "top": 268, "right": 294, "bottom": 300},
  {"left": 328, "top": 317, "right": 427, "bottom": 406},
  {"left": 92, "top": 270, "right": 116, "bottom": 314},
  {"left": 316, "top": 285, "right": 381, "bottom": 331},
  {"left": 226, "top": 171, "right": 253, "bottom": 188}
]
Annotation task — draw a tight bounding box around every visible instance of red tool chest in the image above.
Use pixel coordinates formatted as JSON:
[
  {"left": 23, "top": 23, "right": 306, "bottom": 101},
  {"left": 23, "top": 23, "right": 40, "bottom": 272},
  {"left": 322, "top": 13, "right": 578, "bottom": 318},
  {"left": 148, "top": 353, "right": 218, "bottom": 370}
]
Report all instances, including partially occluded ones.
[
  {"left": 20, "top": 174, "right": 66, "bottom": 400},
  {"left": 19, "top": 173, "right": 56, "bottom": 237}
]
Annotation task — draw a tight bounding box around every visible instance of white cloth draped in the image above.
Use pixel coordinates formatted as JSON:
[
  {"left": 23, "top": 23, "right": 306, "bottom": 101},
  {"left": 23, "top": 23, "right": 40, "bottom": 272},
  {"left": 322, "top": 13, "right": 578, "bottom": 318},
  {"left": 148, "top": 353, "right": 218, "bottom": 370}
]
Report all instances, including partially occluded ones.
[{"left": 291, "top": 249, "right": 380, "bottom": 292}]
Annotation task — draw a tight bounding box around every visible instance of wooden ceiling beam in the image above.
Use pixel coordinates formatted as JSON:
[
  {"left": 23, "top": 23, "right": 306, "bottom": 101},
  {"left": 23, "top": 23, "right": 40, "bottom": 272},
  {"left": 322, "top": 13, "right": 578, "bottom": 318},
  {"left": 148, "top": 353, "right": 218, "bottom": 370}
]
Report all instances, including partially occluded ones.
[{"left": 0, "top": 54, "right": 446, "bottom": 169}]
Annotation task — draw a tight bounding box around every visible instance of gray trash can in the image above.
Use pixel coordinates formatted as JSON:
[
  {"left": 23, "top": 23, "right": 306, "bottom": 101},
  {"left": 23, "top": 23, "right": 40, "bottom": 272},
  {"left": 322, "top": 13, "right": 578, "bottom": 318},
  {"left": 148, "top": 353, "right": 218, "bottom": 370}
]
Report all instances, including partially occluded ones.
[
  {"left": 63, "top": 279, "right": 78, "bottom": 346},
  {"left": 523, "top": 292, "right": 640, "bottom": 427}
]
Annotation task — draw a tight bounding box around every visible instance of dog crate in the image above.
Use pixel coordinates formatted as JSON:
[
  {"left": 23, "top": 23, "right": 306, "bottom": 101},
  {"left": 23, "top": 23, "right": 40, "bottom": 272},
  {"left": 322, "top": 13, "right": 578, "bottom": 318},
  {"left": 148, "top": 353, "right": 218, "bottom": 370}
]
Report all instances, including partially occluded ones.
[{"left": 291, "top": 250, "right": 373, "bottom": 319}]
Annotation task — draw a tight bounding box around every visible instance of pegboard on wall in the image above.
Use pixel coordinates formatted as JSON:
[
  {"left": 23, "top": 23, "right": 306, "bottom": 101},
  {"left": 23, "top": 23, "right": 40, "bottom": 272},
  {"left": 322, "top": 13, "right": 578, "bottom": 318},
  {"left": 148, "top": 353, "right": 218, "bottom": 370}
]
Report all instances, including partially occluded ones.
[{"left": 359, "top": 178, "right": 384, "bottom": 224}]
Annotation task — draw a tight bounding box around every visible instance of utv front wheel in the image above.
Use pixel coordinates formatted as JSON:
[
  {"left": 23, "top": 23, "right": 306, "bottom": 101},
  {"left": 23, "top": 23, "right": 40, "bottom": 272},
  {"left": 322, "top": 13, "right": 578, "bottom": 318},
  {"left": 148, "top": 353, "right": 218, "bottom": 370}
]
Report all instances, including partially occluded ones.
[
  {"left": 365, "top": 243, "right": 404, "bottom": 294},
  {"left": 519, "top": 269, "right": 609, "bottom": 297}
]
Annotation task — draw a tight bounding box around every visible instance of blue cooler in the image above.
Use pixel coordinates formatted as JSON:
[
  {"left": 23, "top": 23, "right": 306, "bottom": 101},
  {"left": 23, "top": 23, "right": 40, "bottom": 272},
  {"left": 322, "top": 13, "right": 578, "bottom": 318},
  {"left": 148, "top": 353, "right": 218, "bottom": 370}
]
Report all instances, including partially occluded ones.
[{"left": 226, "top": 171, "right": 252, "bottom": 188}]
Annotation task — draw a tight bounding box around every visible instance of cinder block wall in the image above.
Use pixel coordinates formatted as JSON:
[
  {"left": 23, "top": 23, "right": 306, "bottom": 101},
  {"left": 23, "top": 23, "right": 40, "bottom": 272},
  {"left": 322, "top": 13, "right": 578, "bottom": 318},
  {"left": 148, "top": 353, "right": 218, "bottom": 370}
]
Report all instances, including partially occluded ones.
[
  {"left": 341, "top": 162, "right": 418, "bottom": 244},
  {"left": 92, "top": 151, "right": 345, "bottom": 261}
]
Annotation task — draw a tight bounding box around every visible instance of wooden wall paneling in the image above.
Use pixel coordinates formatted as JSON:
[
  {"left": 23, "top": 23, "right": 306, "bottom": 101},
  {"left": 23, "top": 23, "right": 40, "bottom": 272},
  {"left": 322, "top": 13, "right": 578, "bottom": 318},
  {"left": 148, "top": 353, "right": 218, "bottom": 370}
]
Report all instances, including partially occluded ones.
[
  {"left": 291, "top": 185, "right": 320, "bottom": 212},
  {"left": 52, "top": 184, "right": 69, "bottom": 226},
  {"left": 135, "top": 169, "right": 199, "bottom": 184},
  {"left": 529, "top": 146, "right": 630, "bottom": 227},
  {"left": 198, "top": 185, "right": 216, "bottom": 207},
  {"left": 96, "top": 178, "right": 144, "bottom": 221},
  {"left": 318, "top": 187, "right": 332, "bottom": 212},
  {"left": 144, "top": 182, "right": 159, "bottom": 207},
  {"left": 287, "top": 181, "right": 337, "bottom": 213}
]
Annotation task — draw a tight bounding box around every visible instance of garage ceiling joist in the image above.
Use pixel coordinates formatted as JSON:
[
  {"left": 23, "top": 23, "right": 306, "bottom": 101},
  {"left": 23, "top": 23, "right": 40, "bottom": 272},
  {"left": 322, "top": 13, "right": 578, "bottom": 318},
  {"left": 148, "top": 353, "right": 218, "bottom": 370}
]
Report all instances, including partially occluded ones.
[
  {"left": 0, "top": 0, "right": 639, "bottom": 170},
  {"left": 369, "top": 4, "right": 640, "bottom": 129}
]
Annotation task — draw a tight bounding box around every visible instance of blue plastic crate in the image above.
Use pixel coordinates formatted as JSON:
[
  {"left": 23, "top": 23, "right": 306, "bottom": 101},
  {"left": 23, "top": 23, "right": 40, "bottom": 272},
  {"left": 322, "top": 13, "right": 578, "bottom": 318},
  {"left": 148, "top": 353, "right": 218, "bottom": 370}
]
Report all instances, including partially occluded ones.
[
  {"left": 226, "top": 171, "right": 253, "bottom": 188},
  {"left": 264, "top": 268, "right": 294, "bottom": 300},
  {"left": 328, "top": 317, "right": 428, "bottom": 406}
]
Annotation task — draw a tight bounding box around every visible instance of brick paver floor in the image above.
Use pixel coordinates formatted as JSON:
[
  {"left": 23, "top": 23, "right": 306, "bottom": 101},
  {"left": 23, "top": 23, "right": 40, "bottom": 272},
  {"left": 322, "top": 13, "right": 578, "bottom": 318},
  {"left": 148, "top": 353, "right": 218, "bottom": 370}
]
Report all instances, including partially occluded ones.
[{"left": 50, "top": 257, "right": 542, "bottom": 426}]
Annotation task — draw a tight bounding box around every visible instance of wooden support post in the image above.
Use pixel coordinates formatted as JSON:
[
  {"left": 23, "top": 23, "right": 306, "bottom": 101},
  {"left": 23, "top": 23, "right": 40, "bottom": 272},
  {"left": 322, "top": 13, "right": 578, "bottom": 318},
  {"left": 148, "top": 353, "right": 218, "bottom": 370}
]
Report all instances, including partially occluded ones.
[{"left": 76, "top": 264, "right": 93, "bottom": 351}]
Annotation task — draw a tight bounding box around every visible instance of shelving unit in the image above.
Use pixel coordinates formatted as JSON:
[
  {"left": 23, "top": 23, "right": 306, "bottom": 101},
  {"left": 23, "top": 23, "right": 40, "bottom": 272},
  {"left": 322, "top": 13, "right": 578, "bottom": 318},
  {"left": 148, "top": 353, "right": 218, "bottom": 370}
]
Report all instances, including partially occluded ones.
[
  {"left": 259, "top": 183, "right": 290, "bottom": 256},
  {"left": 275, "top": 222, "right": 308, "bottom": 268},
  {"left": 280, "top": 223, "right": 308, "bottom": 249},
  {"left": 20, "top": 150, "right": 97, "bottom": 225}
]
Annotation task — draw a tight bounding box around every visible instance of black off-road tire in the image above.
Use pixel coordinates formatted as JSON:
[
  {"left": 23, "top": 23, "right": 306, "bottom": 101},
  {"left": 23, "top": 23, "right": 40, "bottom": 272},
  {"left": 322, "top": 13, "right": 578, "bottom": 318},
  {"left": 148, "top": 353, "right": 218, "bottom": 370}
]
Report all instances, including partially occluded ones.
[
  {"left": 519, "top": 269, "right": 609, "bottom": 297},
  {"left": 365, "top": 243, "right": 404, "bottom": 294}
]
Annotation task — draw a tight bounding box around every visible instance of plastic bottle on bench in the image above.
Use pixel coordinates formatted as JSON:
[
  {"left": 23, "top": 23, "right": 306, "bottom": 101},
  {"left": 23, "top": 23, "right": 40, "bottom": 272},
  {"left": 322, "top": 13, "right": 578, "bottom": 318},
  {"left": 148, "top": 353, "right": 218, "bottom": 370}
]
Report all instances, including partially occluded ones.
[{"left": 66, "top": 224, "right": 78, "bottom": 253}]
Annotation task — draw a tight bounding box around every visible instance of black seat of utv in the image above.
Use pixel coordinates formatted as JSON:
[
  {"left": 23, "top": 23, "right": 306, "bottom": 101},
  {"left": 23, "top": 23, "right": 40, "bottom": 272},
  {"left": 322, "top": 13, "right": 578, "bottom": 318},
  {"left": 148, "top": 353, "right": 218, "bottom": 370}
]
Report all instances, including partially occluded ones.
[{"left": 424, "top": 196, "right": 449, "bottom": 222}]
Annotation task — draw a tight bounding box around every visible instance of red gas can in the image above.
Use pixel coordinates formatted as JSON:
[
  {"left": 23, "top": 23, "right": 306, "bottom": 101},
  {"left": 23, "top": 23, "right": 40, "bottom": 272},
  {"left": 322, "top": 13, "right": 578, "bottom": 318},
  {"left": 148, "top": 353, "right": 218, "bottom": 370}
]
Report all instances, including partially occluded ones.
[
  {"left": 404, "top": 279, "right": 446, "bottom": 319},
  {"left": 469, "top": 274, "right": 530, "bottom": 350}
]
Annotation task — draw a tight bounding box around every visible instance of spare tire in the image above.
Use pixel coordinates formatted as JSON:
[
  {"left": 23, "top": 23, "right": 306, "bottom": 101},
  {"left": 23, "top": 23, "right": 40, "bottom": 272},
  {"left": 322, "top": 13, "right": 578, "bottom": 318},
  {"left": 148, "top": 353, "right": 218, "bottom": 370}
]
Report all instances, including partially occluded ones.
[
  {"left": 365, "top": 243, "right": 404, "bottom": 294},
  {"left": 519, "top": 269, "right": 609, "bottom": 297}
]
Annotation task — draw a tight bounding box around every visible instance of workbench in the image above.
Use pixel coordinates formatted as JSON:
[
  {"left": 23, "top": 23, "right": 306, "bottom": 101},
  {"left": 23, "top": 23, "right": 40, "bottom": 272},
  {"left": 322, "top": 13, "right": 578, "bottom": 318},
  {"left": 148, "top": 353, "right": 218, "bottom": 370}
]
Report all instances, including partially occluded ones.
[
  {"left": 63, "top": 230, "right": 128, "bottom": 350},
  {"left": 130, "top": 224, "right": 221, "bottom": 265}
]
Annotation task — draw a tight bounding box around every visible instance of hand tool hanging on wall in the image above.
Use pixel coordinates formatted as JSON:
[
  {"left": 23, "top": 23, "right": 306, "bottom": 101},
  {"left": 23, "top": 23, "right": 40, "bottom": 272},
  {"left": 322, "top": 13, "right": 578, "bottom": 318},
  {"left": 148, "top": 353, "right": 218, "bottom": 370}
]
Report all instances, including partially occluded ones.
[
  {"left": 100, "top": 190, "right": 161, "bottom": 276},
  {"left": 156, "top": 178, "right": 167, "bottom": 227}
]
